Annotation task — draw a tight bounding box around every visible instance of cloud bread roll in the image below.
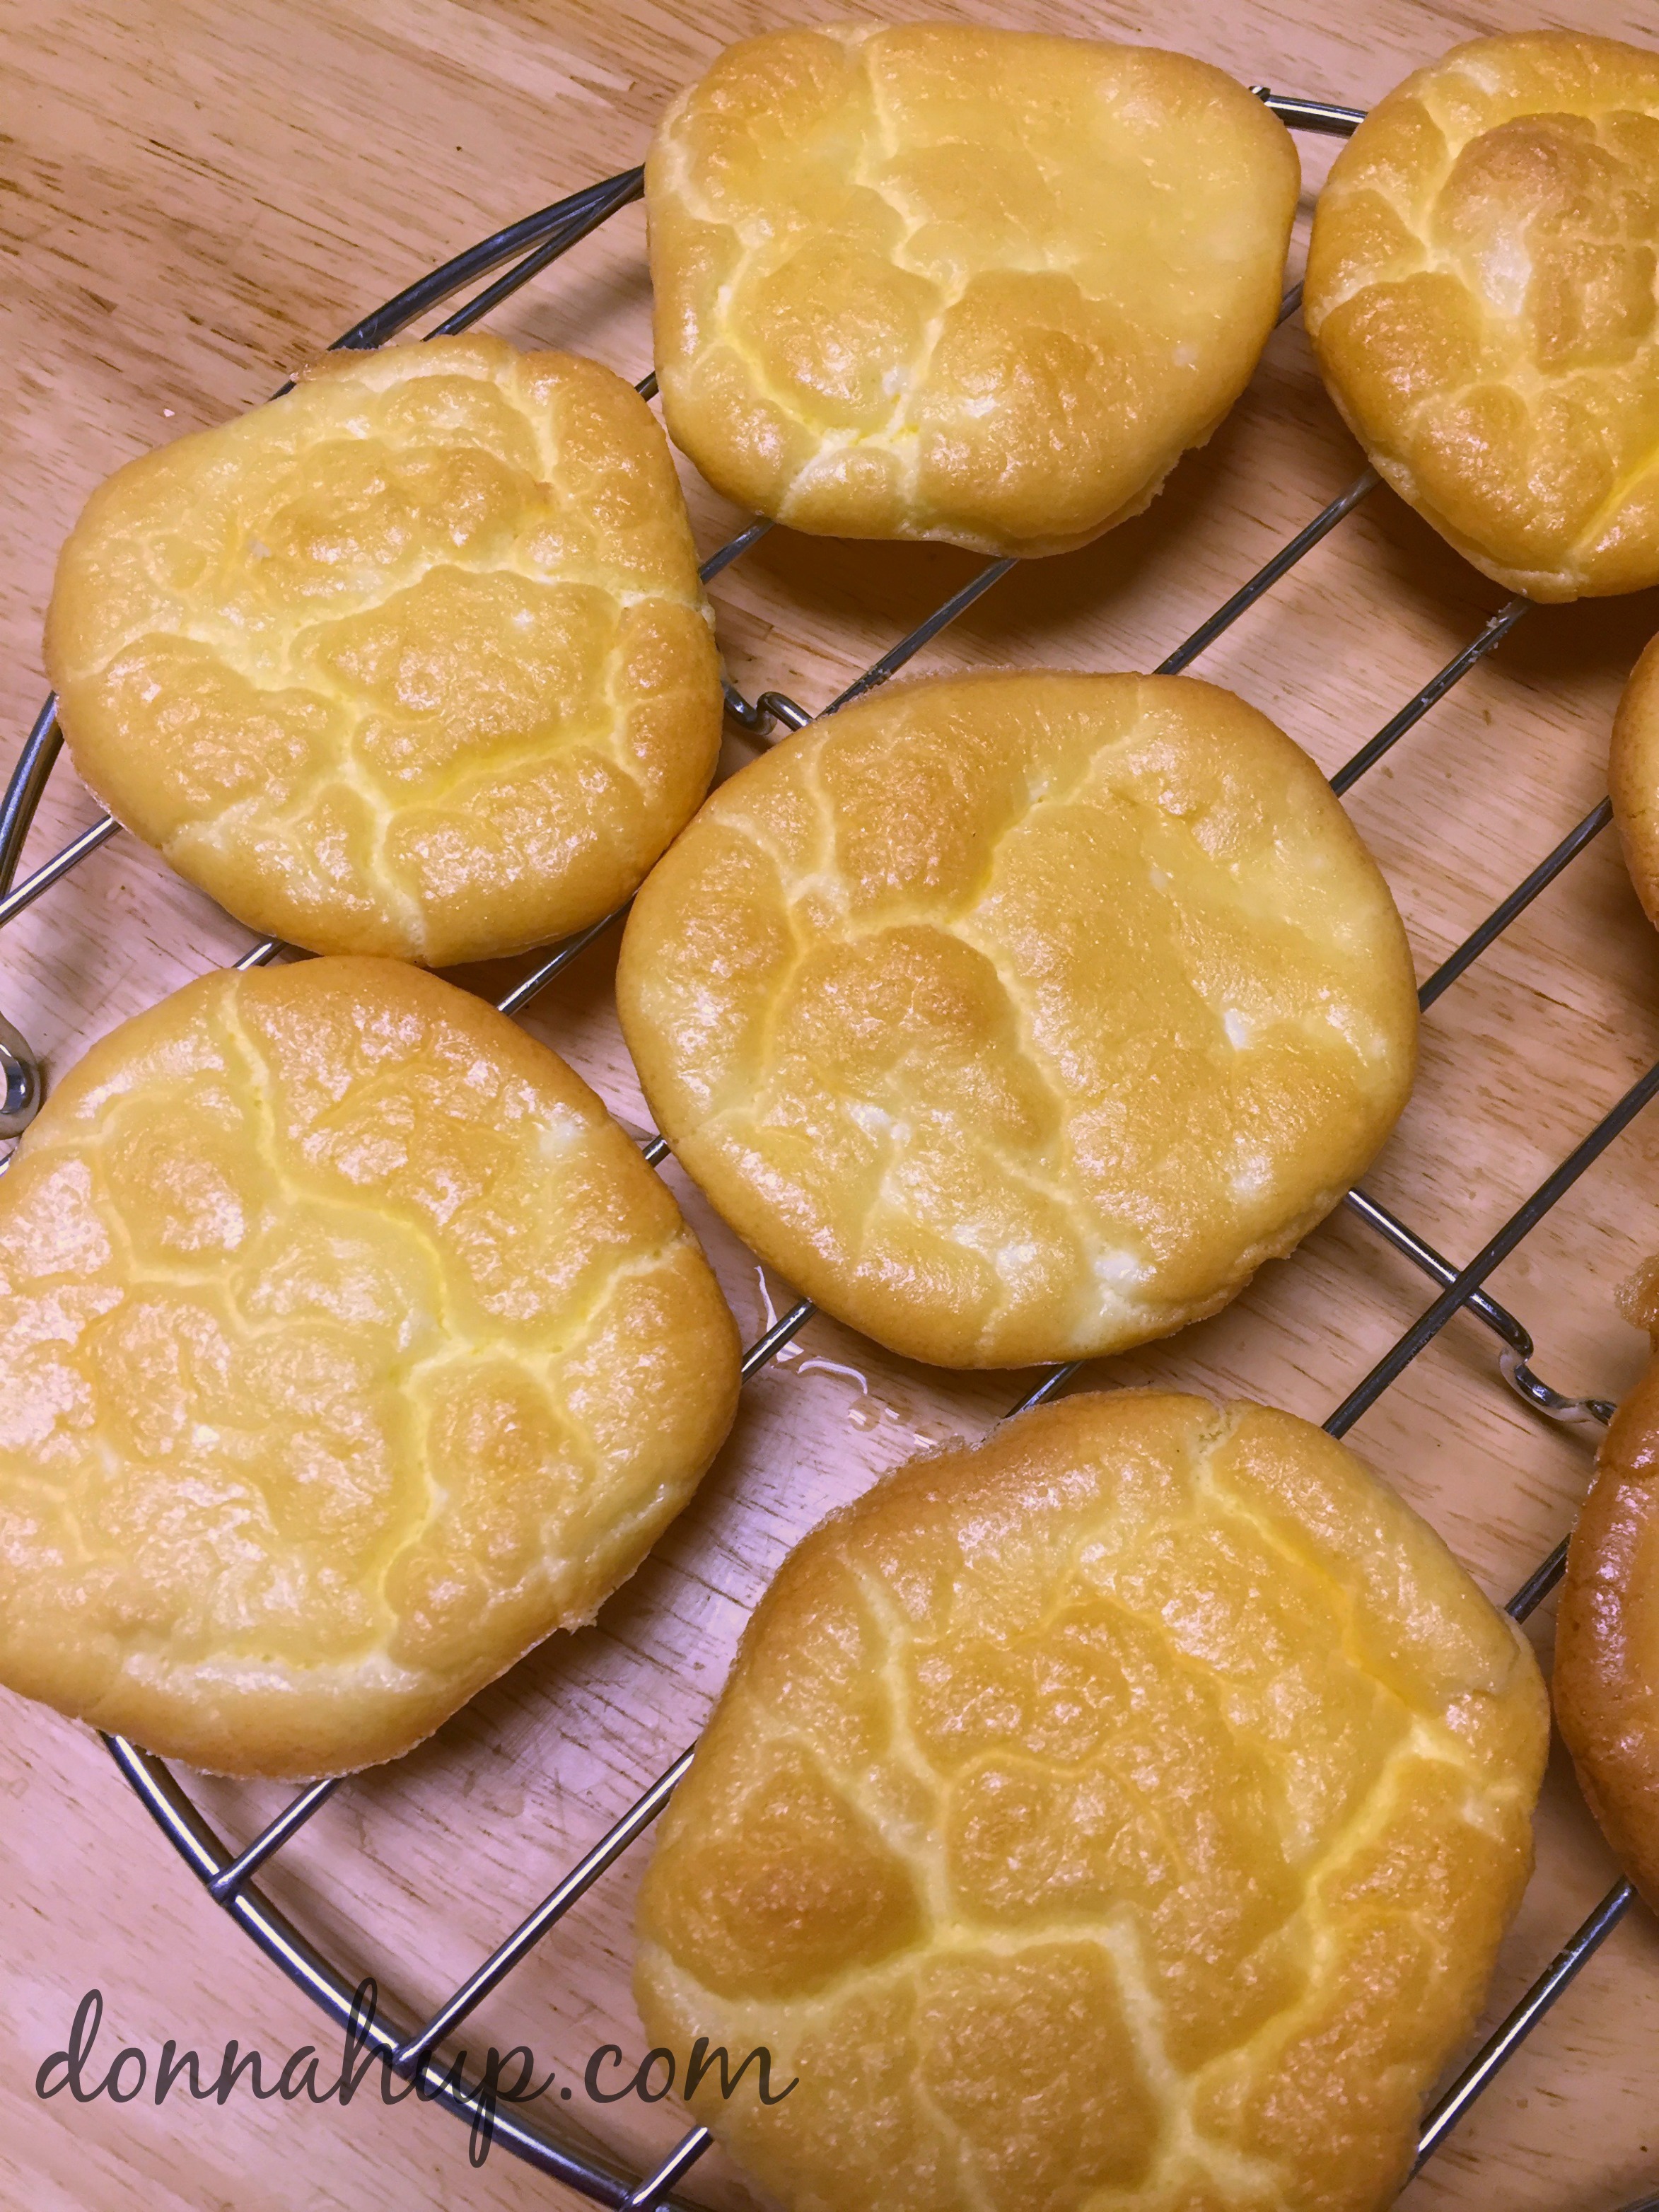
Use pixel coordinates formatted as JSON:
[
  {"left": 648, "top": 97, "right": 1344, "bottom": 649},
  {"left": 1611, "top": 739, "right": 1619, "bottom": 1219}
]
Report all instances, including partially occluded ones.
[
  {"left": 1609, "top": 629, "right": 1659, "bottom": 933},
  {"left": 646, "top": 24, "right": 1299, "bottom": 558},
  {"left": 634, "top": 1390, "right": 1549, "bottom": 2212},
  {"left": 44, "top": 335, "right": 723, "bottom": 964},
  {"left": 1554, "top": 1255, "right": 1659, "bottom": 1909},
  {"left": 617, "top": 671, "right": 1419, "bottom": 1370},
  {"left": 1305, "top": 31, "right": 1659, "bottom": 602},
  {"left": 0, "top": 957, "right": 740, "bottom": 1779}
]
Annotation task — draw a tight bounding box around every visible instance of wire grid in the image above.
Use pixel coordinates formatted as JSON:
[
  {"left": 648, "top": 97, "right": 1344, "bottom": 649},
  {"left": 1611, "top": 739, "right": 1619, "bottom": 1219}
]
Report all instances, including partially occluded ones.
[{"left": 2, "top": 86, "right": 1654, "bottom": 2212}]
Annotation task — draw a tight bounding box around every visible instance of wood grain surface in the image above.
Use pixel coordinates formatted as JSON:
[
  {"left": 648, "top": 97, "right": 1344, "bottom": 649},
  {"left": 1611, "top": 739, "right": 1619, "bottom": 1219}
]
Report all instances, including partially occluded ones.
[{"left": 6, "top": 2, "right": 1659, "bottom": 2208}]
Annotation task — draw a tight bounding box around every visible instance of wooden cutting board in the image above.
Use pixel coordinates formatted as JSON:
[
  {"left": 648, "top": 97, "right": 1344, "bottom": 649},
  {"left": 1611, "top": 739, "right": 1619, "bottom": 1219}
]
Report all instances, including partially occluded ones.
[{"left": 6, "top": 1, "right": 1659, "bottom": 2206}]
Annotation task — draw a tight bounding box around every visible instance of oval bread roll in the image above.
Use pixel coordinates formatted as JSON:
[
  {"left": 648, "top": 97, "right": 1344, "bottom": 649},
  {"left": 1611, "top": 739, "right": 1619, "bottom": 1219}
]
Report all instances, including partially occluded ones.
[
  {"left": 1554, "top": 1256, "right": 1659, "bottom": 1909},
  {"left": 44, "top": 335, "right": 724, "bottom": 964},
  {"left": 1609, "top": 629, "right": 1659, "bottom": 933},
  {"left": 646, "top": 23, "right": 1299, "bottom": 557},
  {"left": 1305, "top": 30, "right": 1659, "bottom": 602},
  {"left": 617, "top": 671, "right": 1419, "bottom": 1370},
  {"left": 634, "top": 1390, "right": 1549, "bottom": 2212},
  {"left": 0, "top": 957, "right": 740, "bottom": 1779}
]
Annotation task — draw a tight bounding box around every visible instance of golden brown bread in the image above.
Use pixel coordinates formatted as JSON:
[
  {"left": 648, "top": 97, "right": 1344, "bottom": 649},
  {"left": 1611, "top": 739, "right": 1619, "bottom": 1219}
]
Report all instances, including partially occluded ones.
[
  {"left": 646, "top": 23, "right": 1298, "bottom": 557},
  {"left": 634, "top": 1388, "right": 1549, "bottom": 2212},
  {"left": 44, "top": 334, "right": 723, "bottom": 963},
  {"left": 1554, "top": 1256, "right": 1659, "bottom": 1910},
  {"left": 616, "top": 670, "right": 1419, "bottom": 1370},
  {"left": 1609, "top": 630, "right": 1659, "bottom": 932},
  {"left": 1305, "top": 30, "right": 1659, "bottom": 602},
  {"left": 0, "top": 957, "right": 740, "bottom": 1779}
]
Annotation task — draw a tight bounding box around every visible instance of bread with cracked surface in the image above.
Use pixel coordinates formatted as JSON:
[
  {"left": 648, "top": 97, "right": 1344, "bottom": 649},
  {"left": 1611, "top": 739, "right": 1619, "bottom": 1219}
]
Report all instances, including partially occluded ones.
[
  {"left": 634, "top": 1388, "right": 1549, "bottom": 2212},
  {"left": 646, "top": 23, "right": 1299, "bottom": 557},
  {"left": 1554, "top": 1254, "right": 1659, "bottom": 1911},
  {"left": 0, "top": 957, "right": 740, "bottom": 1778},
  {"left": 1608, "top": 627, "right": 1659, "bottom": 934},
  {"left": 617, "top": 670, "right": 1419, "bottom": 1369},
  {"left": 45, "top": 335, "right": 723, "bottom": 963},
  {"left": 1305, "top": 30, "right": 1659, "bottom": 601}
]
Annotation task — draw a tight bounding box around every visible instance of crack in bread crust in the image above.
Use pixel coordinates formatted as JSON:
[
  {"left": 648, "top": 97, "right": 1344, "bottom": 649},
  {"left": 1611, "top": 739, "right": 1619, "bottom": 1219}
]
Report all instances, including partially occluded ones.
[
  {"left": 44, "top": 336, "right": 724, "bottom": 964},
  {"left": 0, "top": 957, "right": 740, "bottom": 1779},
  {"left": 617, "top": 670, "right": 1419, "bottom": 1370},
  {"left": 645, "top": 24, "right": 1299, "bottom": 559},
  {"left": 634, "top": 1390, "right": 1548, "bottom": 2212},
  {"left": 1305, "top": 29, "right": 1659, "bottom": 601}
]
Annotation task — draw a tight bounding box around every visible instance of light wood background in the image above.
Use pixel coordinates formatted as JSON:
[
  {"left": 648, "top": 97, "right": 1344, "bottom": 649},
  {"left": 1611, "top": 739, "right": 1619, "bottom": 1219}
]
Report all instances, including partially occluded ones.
[{"left": 6, "top": 1, "right": 1659, "bottom": 2206}]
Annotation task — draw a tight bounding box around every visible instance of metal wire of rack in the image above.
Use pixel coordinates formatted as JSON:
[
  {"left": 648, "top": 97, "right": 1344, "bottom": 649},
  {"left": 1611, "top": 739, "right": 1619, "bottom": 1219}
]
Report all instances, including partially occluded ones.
[{"left": 3, "top": 83, "right": 1654, "bottom": 2212}]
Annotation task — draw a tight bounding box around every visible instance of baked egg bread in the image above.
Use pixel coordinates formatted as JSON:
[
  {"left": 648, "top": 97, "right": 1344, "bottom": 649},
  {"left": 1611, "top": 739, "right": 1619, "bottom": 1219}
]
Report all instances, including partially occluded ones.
[
  {"left": 617, "top": 670, "right": 1419, "bottom": 1370},
  {"left": 0, "top": 957, "right": 740, "bottom": 1779},
  {"left": 1554, "top": 1254, "right": 1659, "bottom": 1910},
  {"left": 44, "top": 334, "right": 723, "bottom": 964},
  {"left": 1608, "top": 629, "right": 1659, "bottom": 933},
  {"left": 1305, "top": 30, "right": 1659, "bottom": 602},
  {"left": 646, "top": 23, "right": 1299, "bottom": 557},
  {"left": 634, "top": 1389, "right": 1549, "bottom": 2212}
]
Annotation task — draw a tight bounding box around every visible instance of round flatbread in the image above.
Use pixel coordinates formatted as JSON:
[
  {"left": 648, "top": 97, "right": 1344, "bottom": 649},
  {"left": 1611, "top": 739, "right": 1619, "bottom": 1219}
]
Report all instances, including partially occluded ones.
[
  {"left": 1555, "top": 1255, "right": 1659, "bottom": 1911},
  {"left": 1306, "top": 30, "right": 1659, "bottom": 601},
  {"left": 0, "top": 957, "right": 740, "bottom": 1778},
  {"left": 646, "top": 23, "right": 1298, "bottom": 557},
  {"left": 617, "top": 670, "right": 1419, "bottom": 1368},
  {"left": 635, "top": 1389, "right": 1549, "bottom": 2212},
  {"left": 45, "top": 335, "right": 724, "bottom": 963},
  {"left": 1608, "top": 628, "right": 1659, "bottom": 934}
]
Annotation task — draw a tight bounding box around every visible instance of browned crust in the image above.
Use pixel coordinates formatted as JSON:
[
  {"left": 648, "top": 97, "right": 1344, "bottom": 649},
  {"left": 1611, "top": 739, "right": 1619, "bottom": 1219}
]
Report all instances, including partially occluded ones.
[
  {"left": 42, "top": 335, "right": 721, "bottom": 966},
  {"left": 1609, "top": 631, "right": 1659, "bottom": 936},
  {"left": 0, "top": 957, "right": 742, "bottom": 1779},
  {"left": 1304, "top": 30, "right": 1659, "bottom": 603},
  {"left": 634, "top": 1388, "right": 1547, "bottom": 2212},
  {"left": 1555, "top": 1349, "right": 1659, "bottom": 1909}
]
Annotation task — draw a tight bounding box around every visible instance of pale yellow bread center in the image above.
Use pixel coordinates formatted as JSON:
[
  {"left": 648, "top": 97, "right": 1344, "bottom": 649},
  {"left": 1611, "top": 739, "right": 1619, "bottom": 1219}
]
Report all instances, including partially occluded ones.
[
  {"left": 1305, "top": 29, "right": 1659, "bottom": 600},
  {"left": 44, "top": 335, "right": 724, "bottom": 965},
  {"left": 617, "top": 671, "right": 1419, "bottom": 1370},
  {"left": 634, "top": 1389, "right": 1549, "bottom": 2212},
  {"left": 646, "top": 23, "right": 1299, "bottom": 557},
  {"left": 0, "top": 957, "right": 740, "bottom": 1779}
]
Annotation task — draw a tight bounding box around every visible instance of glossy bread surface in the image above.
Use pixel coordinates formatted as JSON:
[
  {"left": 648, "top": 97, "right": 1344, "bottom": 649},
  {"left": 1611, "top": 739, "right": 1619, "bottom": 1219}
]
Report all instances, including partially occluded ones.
[
  {"left": 635, "top": 1390, "right": 1549, "bottom": 2212},
  {"left": 618, "top": 671, "right": 1419, "bottom": 1369},
  {"left": 45, "top": 335, "right": 723, "bottom": 963},
  {"left": 646, "top": 23, "right": 1299, "bottom": 557},
  {"left": 1554, "top": 1257, "right": 1659, "bottom": 1910},
  {"left": 1608, "top": 626, "right": 1659, "bottom": 934},
  {"left": 1306, "top": 30, "right": 1659, "bottom": 601},
  {"left": 0, "top": 957, "right": 740, "bottom": 1778}
]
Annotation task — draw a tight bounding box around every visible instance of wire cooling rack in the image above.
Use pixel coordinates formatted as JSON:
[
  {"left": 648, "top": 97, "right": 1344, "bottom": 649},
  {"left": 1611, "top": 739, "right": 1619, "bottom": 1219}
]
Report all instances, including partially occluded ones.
[{"left": 5, "top": 86, "right": 1658, "bottom": 2212}]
